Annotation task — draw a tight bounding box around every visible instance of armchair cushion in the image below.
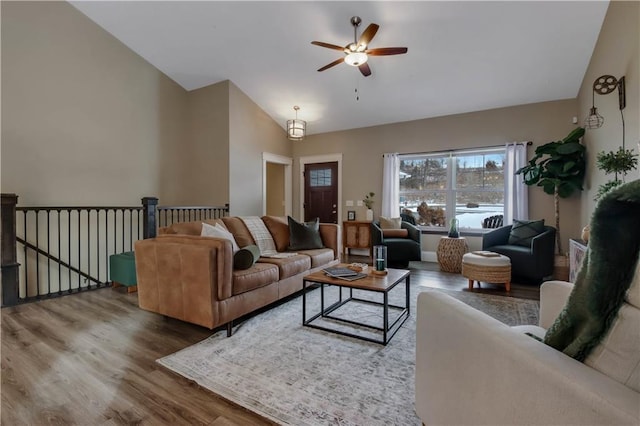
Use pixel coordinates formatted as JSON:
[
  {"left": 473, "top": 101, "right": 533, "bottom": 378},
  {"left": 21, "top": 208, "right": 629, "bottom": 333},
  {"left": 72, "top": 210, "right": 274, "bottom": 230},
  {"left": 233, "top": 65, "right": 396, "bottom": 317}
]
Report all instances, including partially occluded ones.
[
  {"left": 382, "top": 229, "right": 408, "bottom": 238},
  {"left": 508, "top": 219, "right": 545, "bottom": 247},
  {"left": 379, "top": 216, "right": 402, "bottom": 229}
]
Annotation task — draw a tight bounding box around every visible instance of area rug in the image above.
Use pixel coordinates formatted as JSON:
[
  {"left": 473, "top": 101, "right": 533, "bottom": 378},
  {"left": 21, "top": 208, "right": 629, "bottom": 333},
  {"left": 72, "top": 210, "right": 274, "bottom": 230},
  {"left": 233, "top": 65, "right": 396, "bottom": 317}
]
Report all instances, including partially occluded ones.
[{"left": 158, "top": 283, "right": 539, "bottom": 426}]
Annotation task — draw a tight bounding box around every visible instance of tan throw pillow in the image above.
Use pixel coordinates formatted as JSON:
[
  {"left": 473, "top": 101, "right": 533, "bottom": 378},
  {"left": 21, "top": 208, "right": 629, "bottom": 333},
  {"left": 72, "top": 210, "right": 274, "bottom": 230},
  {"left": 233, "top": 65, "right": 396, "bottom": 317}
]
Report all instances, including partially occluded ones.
[
  {"left": 379, "top": 216, "right": 402, "bottom": 229},
  {"left": 382, "top": 229, "right": 409, "bottom": 238},
  {"left": 221, "top": 217, "right": 255, "bottom": 247},
  {"left": 261, "top": 216, "right": 289, "bottom": 252}
]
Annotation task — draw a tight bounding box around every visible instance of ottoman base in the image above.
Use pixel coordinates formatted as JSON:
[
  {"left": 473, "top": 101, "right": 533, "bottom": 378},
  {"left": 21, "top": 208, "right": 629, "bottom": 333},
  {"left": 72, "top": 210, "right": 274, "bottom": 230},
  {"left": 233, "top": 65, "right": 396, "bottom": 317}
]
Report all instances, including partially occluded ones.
[{"left": 462, "top": 252, "right": 512, "bottom": 292}]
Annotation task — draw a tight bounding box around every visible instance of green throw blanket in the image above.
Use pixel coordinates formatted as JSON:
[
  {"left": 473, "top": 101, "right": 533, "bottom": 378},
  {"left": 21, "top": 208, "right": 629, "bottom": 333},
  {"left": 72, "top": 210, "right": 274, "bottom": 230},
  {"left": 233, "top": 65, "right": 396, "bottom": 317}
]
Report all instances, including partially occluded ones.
[{"left": 544, "top": 179, "right": 640, "bottom": 361}]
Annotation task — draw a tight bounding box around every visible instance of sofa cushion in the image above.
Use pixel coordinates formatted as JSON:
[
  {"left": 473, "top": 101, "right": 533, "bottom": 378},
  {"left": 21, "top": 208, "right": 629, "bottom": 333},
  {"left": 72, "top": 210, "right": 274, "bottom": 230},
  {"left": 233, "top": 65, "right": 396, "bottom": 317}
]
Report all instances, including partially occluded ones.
[
  {"left": 160, "top": 219, "right": 226, "bottom": 236},
  {"left": 232, "top": 263, "right": 279, "bottom": 296},
  {"left": 221, "top": 217, "right": 256, "bottom": 247},
  {"left": 262, "top": 215, "right": 289, "bottom": 252},
  {"left": 508, "top": 219, "right": 545, "bottom": 247},
  {"left": 258, "top": 254, "right": 311, "bottom": 280},
  {"left": 379, "top": 216, "right": 402, "bottom": 229},
  {"left": 296, "top": 248, "right": 335, "bottom": 268},
  {"left": 233, "top": 245, "right": 260, "bottom": 270},
  {"left": 288, "top": 216, "right": 324, "bottom": 250},
  {"left": 201, "top": 222, "right": 240, "bottom": 253}
]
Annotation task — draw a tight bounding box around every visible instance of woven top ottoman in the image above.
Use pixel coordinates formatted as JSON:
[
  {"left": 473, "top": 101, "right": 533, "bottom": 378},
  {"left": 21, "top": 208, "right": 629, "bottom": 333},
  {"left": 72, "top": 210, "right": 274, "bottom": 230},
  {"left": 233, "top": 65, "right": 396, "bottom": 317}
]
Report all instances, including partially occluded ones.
[{"left": 462, "top": 251, "right": 511, "bottom": 292}]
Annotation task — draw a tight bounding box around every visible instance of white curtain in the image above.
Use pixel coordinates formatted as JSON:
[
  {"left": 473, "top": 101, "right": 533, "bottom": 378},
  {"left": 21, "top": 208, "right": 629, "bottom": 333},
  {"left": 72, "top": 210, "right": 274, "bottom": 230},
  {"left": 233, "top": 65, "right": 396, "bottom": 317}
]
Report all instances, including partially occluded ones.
[
  {"left": 504, "top": 142, "right": 528, "bottom": 225},
  {"left": 381, "top": 153, "right": 400, "bottom": 218}
]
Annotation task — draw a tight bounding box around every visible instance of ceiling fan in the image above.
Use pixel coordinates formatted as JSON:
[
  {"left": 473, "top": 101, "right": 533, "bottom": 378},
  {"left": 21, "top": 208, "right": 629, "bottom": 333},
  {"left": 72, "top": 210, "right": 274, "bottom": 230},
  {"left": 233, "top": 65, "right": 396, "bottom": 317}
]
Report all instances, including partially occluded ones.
[{"left": 311, "top": 16, "right": 408, "bottom": 77}]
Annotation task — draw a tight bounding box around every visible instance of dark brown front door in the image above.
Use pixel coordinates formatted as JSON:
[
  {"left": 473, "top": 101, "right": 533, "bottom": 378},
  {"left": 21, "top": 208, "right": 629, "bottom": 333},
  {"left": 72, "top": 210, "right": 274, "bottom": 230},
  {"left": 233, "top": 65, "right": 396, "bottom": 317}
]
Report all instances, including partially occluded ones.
[{"left": 304, "top": 162, "right": 338, "bottom": 223}]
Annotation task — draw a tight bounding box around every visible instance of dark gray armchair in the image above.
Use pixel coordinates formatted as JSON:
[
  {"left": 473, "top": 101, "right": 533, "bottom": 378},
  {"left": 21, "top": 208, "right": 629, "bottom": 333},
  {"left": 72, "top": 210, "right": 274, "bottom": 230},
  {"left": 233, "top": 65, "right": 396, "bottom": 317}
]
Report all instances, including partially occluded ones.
[
  {"left": 482, "top": 225, "right": 556, "bottom": 283},
  {"left": 371, "top": 220, "right": 421, "bottom": 267}
]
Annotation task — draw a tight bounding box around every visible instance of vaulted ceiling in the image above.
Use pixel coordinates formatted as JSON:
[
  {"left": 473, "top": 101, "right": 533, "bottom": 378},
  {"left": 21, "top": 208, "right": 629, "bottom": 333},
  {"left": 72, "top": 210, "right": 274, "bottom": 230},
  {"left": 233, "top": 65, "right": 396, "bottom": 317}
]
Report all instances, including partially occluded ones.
[{"left": 70, "top": 1, "right": 609, "bottom": 135}]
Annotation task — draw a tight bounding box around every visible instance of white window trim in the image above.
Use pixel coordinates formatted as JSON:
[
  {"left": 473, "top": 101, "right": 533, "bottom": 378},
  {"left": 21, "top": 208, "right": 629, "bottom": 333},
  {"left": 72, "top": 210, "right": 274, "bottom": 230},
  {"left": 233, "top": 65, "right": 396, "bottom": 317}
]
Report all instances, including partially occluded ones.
[{"left": 400, "top": 148, "right": 505, "bottom": 231}]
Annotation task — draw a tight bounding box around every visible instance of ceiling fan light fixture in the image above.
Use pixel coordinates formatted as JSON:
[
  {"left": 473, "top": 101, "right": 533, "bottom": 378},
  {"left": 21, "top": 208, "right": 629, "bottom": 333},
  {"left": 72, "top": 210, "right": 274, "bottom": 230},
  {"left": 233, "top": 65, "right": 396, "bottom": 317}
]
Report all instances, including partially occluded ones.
[
  {"left": 344, "top": 52, "right": 368, "bottom": 67},
  {"left": 286, "top": 106, "right": 306, "bottom": 141}
]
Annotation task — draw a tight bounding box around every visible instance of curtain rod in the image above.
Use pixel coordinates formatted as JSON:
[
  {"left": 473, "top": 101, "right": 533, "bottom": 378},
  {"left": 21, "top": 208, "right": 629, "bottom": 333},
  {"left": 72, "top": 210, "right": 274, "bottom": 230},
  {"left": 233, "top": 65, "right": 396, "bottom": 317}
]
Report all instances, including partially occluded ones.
[{"left": 391, "top": 141, "right": 532, "bottom": 157}]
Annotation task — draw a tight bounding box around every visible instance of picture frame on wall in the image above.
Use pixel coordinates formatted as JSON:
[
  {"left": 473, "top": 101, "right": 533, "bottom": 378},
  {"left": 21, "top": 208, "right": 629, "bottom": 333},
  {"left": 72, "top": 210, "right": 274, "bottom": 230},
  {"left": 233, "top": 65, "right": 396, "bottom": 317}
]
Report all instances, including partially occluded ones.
[{"left": 347, "top": 210, "right": 356, "bottom": 221}]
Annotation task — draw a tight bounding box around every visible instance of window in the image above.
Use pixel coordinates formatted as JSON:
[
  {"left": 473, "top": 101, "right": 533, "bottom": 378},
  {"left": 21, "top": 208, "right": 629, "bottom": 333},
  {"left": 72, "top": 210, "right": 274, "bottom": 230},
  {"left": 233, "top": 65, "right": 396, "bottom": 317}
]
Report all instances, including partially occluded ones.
[
  {"left": 399, "top": 148, "right": 505, "bottom": 229},
  {"left": 309, "top": 168, "right": 332, "bottom": 187}
]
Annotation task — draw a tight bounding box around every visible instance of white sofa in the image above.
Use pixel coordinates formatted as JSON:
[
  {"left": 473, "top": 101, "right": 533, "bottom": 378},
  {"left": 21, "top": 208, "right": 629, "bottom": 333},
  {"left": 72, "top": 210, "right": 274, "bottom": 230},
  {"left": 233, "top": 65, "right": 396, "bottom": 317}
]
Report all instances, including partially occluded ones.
[{"left": 415, "top": 281, "right": 640, "bottom": 425}]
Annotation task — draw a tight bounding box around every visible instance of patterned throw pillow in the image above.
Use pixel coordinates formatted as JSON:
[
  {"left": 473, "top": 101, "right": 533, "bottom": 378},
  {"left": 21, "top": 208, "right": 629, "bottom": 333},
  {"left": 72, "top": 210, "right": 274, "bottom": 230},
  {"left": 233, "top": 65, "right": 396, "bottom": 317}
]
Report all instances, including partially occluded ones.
[
  {"left": 508, "top": 219, "right": 545, "bottom": 247},
  {"left": 287, "top": 216, "right": 324, "bottom": 250}
]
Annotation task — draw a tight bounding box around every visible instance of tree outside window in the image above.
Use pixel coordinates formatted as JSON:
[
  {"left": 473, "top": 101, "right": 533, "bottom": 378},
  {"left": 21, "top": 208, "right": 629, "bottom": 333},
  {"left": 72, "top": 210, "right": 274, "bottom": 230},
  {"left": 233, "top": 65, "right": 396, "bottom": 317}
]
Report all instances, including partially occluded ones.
[{"left": 399, "top": 149, "right": 505, "bottom": 229}]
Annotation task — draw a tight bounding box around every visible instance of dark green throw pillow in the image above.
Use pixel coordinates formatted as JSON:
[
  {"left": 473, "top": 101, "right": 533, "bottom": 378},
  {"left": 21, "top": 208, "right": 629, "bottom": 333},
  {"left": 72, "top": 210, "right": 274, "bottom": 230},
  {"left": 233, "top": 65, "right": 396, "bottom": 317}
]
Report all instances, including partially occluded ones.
[
  {"left": 287, "top": 216, "right": 324, "bottom": 251},
  {"left": 233, "top": 245, "right": 260, "bottom": 270},
  {"left": 508, "top": 219, "right": 545, "bottom": 247}
]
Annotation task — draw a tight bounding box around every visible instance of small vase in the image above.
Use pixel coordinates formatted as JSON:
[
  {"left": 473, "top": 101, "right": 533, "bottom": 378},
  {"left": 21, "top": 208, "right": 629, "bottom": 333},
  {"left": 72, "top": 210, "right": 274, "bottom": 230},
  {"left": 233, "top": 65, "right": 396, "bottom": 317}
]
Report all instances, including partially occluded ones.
[
  {"left": 581, "top": 225, "right": 590, "bottom": 242},
  {"left": 447, "top": 218, "right": 459, "bottom": 238},
  {"left": 366, "top": 209, "right": 373, "bottom": 221}
]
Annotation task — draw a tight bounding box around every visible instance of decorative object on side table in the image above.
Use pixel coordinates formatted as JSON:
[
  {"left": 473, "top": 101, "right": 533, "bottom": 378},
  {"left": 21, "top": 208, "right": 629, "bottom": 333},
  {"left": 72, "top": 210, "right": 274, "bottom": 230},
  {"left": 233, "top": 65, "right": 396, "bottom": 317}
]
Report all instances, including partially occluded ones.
[
  {"left": 447, "top": 218, "right": 460, "bottom": 238},
  {"left": 347, "top": 210, "right": 356, "bottom": 221},
  {"left": 363, "top": 192, "right": 375, "bottom": 221}
]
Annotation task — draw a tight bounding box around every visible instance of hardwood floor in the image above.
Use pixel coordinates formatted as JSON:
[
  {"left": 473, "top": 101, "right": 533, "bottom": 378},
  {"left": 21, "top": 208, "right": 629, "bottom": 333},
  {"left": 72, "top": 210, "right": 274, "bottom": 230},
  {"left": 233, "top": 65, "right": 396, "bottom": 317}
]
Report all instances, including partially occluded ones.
[{"left": 1, "top": 261, "right": 540, "bottom": 425}]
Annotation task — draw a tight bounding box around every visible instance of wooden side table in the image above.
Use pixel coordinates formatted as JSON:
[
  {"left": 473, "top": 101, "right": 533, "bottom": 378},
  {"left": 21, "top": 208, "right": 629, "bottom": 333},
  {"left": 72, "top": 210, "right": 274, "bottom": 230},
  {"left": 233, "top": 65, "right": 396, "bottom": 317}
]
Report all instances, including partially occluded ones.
[
  {"left": 437, "top": 237, "right": 468, "bottom": 273},
  {"left": 343, "top": 221, "right": 373, "bottom": 259}
]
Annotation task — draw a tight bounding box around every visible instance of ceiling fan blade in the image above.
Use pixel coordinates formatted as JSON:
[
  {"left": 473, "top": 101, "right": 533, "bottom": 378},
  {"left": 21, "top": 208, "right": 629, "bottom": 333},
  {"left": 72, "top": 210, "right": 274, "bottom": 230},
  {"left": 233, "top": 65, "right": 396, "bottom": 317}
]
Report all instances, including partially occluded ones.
[
  {"left": 358, "top": 63, "right": 372, "bottom": 77},
  {"left": 366, "top": 47, "right": 408, "bottom": 56},
  {"left": 317, "top": 57, "right": 345, "bottom": 72},
  {"left": 311, "top": 41, "right": 346, "bottom": 51},
  {"left": 358, "top": 23, "right": 379, "bottom": 47}
]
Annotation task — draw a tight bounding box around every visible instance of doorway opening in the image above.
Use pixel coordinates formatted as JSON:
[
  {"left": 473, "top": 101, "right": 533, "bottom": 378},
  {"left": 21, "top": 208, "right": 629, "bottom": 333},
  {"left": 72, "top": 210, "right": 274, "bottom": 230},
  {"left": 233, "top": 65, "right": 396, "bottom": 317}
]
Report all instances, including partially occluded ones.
[{"left": 262, "top": 153, "right": 292, "bottom": 217}]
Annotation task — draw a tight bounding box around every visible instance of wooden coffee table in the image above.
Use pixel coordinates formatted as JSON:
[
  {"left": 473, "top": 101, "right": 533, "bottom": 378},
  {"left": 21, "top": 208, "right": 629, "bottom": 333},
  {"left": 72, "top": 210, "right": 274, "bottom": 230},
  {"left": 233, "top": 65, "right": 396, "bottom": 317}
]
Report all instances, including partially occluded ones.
[{"left": 302, "top": 265, "right": 410, "bottom": 345}]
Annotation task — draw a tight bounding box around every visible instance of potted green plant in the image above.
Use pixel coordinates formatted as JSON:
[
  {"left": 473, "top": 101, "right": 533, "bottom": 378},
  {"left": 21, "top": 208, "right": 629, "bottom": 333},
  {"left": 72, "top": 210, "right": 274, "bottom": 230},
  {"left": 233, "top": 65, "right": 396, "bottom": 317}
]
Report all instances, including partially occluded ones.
[
  {"left": 516, "top": 127, "right": 586, "bottom": 256},
  {"left": 595, "top": 147, "right": 638, "bottom": 201}
]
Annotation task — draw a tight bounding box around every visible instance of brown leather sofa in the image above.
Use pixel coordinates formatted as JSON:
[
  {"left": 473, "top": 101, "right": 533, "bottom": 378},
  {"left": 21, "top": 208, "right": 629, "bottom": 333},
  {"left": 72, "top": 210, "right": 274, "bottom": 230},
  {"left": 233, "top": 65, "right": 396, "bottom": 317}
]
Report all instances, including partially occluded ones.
[{"left": 134, "top": 216, "right": 340, "bottom": 335}]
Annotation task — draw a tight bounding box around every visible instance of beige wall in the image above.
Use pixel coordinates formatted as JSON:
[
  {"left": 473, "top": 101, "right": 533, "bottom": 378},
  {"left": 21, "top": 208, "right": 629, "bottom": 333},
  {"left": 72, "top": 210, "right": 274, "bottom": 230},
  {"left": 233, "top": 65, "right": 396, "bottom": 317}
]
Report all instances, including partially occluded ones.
[
  {"left": 266, "top": 162, "right": 285, "bottom": 216},
  {"left": 228, "top": 82, "right": 290, "bottom": 216},
  {"left": 1, "top": 1, "right": 188, "bottom": 206},
  {"left": 185, "top": 81, "right": 230, "bottom": 206},
  {"left": 294, "top": 100, "right": 583, "bottom": 250},
  {"left": 578, "top": 0, "right": 640, "bottom": 225}
]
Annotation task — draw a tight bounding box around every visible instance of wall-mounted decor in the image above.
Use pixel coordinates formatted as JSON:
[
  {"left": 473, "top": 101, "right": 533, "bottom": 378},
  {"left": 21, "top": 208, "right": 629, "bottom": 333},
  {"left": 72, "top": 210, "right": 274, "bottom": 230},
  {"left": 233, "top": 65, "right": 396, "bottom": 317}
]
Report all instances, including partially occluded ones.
[{"left": 347, "top": 210, "right": 356, "bottom": 221}]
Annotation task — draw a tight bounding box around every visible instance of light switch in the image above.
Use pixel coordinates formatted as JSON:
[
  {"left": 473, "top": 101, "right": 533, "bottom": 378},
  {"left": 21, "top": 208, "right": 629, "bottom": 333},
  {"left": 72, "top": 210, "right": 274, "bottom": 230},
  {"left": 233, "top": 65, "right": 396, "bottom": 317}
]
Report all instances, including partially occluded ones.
[
  {"left": 346, "top": 200, "right": 354, "bottom": 206},
  {"left": 357, "top": 200, "right": 363, "bottom": 206}
]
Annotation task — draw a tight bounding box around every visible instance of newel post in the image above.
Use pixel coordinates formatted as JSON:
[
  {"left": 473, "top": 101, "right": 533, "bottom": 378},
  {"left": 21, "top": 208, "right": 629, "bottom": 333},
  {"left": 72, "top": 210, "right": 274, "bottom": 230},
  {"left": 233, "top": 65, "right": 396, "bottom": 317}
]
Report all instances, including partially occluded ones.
[
  {"left": 1, "top": 193, "right": 20, "bottom": 306},
  {"left": 142, "top": 197, "right": 158, "bottom": 239}
]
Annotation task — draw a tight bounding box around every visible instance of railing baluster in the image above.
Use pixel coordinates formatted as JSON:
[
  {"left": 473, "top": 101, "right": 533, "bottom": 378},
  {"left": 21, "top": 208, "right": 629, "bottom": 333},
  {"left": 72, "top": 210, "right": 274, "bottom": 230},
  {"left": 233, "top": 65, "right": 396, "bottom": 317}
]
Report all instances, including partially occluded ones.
[
  {"left": 24, "top": 211, "right": 28, "bottom": 297},
  {"left": 35, "top": 210, "right": 40, "bottom": 297},
  {"left": 88, "top": 210, "right": 91, "bottom": 287},
  {"left": 77, "top": 209, "right": 81, "bottom": 290},
  {"left": 47, "top": 210, "right": 51, "bottom": 296},
  {"left": 57, "top": 210, "right": 61, "bottom": 295}
]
